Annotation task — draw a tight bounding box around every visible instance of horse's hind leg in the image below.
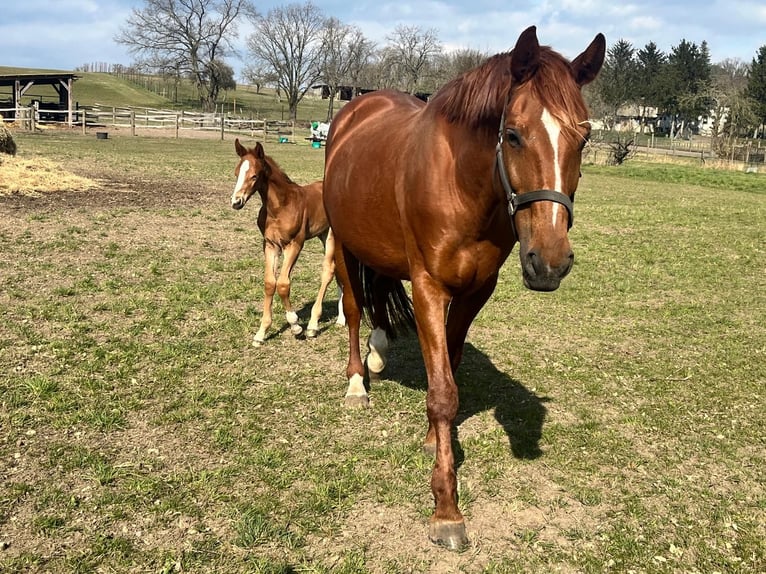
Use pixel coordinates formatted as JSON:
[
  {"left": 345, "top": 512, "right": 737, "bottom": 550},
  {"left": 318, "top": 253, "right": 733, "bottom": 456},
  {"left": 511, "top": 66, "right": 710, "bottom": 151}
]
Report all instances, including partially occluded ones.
[
  {"left": 276, "top": 242, "right": 305, "bottom": 337},
  {"left": 335, "top": 244, "right": 368, "bottom": 407},
  {"left": 366, "top": 327, "right": 389, "bottom": 381},
  {"left": 254, "top": 244, "right": 279, "bottom": 346},
  {"left": 306, "top": 230, "right": 336, "bottom": 338}
]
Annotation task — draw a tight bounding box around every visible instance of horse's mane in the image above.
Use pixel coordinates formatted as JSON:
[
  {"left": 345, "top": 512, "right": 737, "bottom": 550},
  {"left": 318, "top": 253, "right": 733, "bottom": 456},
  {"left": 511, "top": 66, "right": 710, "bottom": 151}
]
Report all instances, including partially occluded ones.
[
  {"left": 430, "top": 47, "right": 589, "bottom": 140},
  {"left": 262, "top": 154, "right": 297, "bottom": 188}
]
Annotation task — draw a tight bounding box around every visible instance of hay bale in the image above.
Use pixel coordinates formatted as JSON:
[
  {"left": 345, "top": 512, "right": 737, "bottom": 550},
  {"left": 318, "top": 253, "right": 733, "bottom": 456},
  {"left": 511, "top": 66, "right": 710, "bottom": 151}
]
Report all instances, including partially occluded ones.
[{"left": 0, "top": 125, "right": 17, "bottom": 156}]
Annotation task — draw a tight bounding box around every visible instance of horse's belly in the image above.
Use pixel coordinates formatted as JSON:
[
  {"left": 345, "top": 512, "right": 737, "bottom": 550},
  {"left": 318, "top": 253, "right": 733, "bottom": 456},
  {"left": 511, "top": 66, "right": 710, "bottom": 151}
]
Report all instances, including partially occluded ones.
[{"left": 326, "top": 182, "right": 410, "bottom": 279}]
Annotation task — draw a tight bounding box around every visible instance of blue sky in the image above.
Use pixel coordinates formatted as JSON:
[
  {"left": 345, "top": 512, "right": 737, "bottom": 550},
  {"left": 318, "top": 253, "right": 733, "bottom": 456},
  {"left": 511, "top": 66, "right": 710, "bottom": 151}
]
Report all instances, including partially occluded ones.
[{"left": 1, "top": 0, "right": 764, "bottom": 77}]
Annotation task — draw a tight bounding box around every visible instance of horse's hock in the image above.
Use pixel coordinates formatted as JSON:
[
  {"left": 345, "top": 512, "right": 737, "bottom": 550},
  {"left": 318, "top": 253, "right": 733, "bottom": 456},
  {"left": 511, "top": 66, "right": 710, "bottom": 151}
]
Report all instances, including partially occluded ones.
[{"left": 0, "top": 125, "right": 17, "bottom": 156}]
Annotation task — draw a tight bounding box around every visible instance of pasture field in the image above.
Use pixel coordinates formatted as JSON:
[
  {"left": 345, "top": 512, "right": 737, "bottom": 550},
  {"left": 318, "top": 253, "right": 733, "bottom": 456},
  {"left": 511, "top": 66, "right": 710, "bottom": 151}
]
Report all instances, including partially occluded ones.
[{"left": 1, "top": 130, "right": 764, "bottom": 573}]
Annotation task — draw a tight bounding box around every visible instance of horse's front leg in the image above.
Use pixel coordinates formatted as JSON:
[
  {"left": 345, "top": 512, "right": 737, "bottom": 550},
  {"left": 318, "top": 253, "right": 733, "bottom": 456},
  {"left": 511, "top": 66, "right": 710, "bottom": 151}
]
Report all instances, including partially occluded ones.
[
  {"left": 254, "top": 243, "right": 280, "bottom": 346},
  {"left": 306, "top": 229, "right": 337, "bottom": 338},
  {"left": 411, "top": 272, "right": 469, "bottom": 551},
  {"left": 277, "top": 241, "right": 305, "bottom": 337},
  {"left": 423, "top": 276, "right": 499, "bottom": 455}
]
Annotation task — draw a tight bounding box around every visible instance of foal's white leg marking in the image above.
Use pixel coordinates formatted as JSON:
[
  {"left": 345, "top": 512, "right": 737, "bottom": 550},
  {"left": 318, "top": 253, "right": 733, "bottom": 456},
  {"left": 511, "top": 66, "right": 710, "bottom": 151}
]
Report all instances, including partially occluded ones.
[
  {"left": 367, "top": 327, "right": 389, "bottom": 374},
  {"left": 541, "top": 108, "right": 563, "bottom": 228},
  {"left": 231, "top": 159, "right": 250, "bottom": 205}
]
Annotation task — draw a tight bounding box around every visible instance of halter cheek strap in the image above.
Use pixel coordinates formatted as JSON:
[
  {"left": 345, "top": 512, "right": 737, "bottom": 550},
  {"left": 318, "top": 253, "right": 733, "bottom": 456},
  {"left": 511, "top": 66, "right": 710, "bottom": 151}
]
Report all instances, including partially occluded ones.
[{"left": 495, "top": 105, "right": 574, "bottom": 232}]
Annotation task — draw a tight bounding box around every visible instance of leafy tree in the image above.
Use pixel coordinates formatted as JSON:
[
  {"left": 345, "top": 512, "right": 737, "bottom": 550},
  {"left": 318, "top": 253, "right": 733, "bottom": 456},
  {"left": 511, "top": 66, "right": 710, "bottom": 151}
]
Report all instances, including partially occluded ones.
[
  {"left": 746, "top": 45, "right": 766, "bottom": 135},
  {"left": 115, "top": 0, "right": 252, "bottom": 112},
  {"left": 246, "top": 1, "right": 326, "bottom": 120}
]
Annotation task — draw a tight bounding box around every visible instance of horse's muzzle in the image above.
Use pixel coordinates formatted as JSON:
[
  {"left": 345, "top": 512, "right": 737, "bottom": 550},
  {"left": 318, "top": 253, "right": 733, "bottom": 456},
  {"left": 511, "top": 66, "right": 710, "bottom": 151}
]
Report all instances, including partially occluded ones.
[
  {"left": 231, "top": 198, "right": 245, "bottom": 210},
  {"left": 521, "top": 248, "right": 574, "bottom": 292}
]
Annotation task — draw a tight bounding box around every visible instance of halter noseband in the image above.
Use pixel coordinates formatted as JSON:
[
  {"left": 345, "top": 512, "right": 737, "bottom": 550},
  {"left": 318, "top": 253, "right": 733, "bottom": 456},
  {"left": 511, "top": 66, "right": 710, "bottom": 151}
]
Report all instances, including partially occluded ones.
[{"left": 494, "top": 104, "right": 574, "bottom": 234}]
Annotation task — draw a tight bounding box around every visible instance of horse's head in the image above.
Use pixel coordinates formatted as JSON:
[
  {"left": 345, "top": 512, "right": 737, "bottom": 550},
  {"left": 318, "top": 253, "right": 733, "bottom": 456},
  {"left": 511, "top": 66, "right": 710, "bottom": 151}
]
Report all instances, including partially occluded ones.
[
  {"left": 231, "top": 139, "right": 271, "bottom": 210},
  {"left": 500, "top": 26, "right": 605, "bottom": 291}
]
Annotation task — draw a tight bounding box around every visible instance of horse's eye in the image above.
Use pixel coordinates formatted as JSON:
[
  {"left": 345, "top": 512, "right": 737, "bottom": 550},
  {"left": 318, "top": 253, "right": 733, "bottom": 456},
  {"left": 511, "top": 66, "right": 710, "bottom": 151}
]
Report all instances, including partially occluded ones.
[{"left": 505, "top": 128, "right": 523, "bottom": 148}]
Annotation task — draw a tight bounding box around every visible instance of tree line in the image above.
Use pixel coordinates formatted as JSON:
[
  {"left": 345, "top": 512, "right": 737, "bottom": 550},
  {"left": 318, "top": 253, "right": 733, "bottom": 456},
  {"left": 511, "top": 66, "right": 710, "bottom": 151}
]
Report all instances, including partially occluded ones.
[
  {"left": 591, "top": 38, "right": 766, "bottom": 148},
  {"left": 113, "top": 0, "right": 766, "bottom": 140}
]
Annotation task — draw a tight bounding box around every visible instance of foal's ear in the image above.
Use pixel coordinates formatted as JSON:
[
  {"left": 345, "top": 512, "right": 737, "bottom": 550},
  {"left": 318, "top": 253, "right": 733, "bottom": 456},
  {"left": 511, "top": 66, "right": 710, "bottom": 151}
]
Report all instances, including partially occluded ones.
[
  {"left": 235, "top": 138, "right": 247, "bottom": 158},
  {"left": 254, "top": 142, "right": 265, "bottom": 159},
  {"left": 571, "top": 33, "right": 606, "bottom": 86},
  {"left": 511, "top": 25, "right": 540, "bottom": 84}
]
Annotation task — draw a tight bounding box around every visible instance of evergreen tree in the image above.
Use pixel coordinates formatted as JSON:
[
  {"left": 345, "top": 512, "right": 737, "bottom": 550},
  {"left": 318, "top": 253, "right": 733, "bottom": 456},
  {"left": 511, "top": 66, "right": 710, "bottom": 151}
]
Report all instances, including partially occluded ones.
[
  {"left": 597, "top": 39, "right": 638, "bottom": 127},
  {"left": 746, "top": 45, "right": 766, "bottom": 134},
  {"left": 635, "top": 42, "right": 667, "bottom": 129},
  {"left": 665, "top": 39, "right": 713, "bottom": 134}
]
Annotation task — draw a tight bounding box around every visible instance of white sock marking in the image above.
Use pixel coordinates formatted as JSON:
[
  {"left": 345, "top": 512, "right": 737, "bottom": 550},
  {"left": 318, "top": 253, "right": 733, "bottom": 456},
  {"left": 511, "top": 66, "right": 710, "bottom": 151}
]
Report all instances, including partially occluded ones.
[{"left": 541, "top": 109, "right": 563, "bottom": 228}]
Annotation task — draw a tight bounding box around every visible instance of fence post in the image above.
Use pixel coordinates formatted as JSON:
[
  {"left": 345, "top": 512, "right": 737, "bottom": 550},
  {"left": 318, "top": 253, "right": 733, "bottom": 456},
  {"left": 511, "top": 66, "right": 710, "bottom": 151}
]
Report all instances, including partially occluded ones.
[
  {"left": 220, "top": 113, "right": 225, "bottom": 140},
  {"left": 131, "top": 110, "right": 136, "bottom": 136},
  {"left": 175, "top": 114, "right": 179, "bottom": 139},
  {"left": 82, "top": 110, "right": 86, "bottom": 135}
]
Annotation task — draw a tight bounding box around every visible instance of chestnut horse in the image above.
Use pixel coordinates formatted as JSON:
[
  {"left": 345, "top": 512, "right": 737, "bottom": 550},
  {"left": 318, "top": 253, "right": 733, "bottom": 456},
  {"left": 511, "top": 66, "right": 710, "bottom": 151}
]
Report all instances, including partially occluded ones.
[
  {"left": 231, "top": 139, "right": 343, "bottom": 345},
  {"left": 323, "top": 26, "right": 605, "bottom": 549}
]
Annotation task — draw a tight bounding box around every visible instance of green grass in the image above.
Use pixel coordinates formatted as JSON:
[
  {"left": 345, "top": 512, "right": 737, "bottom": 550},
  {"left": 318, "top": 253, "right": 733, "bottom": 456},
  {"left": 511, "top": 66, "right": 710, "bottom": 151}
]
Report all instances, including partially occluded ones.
[{"left": 0, "top": 131, "right": 764, "bottom": 572}]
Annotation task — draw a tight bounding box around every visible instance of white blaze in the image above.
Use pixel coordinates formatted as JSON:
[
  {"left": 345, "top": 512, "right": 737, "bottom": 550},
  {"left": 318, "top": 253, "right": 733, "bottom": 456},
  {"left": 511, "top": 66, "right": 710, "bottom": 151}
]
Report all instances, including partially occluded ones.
[
  {"left": 231, "top": 159, "right": 250, "bottom": 204},
  {"left": 541, "top": 108, "right": 563, "bottom": 228}
]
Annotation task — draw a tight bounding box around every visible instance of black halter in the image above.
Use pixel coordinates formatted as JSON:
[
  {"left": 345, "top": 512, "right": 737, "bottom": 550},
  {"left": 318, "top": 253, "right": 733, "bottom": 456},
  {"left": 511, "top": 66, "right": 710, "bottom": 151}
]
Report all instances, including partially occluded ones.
[{"left": 494, "top": 105, "right": 574, "bottom": 235}]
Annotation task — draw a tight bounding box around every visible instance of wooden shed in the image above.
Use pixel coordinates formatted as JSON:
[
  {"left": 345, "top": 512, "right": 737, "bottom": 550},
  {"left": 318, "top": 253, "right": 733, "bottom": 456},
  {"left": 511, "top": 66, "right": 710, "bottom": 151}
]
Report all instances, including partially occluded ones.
[{"left": 0, "top": 72, "right": 80, "bottom": 126}]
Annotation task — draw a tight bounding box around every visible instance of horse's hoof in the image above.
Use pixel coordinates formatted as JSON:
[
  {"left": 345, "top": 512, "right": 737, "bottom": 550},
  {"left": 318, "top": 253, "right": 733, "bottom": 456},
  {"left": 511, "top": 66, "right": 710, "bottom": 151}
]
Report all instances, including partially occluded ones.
[
  {"left": 422, "top": 442, "right": 436, "bottom": 457},
  {"left": 344, "top": 394, "right": 370, "bottom": 408},
  {"left": 252, "top": 337, "right": 264, "bottom": 347},
  {"left": 306, "top": 329, "right": 318, "bottom": 339},
  {"left": 290, "top": 324, "right": 303, "bottom": 336},
  {"left": 429, "top": 520, "right": 469, "bottom": 551}
]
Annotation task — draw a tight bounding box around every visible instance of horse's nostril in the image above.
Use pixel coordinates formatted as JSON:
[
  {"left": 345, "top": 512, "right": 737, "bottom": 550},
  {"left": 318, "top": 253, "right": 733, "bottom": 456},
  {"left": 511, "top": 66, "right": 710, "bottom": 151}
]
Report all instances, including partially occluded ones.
[{"left": 524, "top": 249, "right": 542, "bottom": 277}]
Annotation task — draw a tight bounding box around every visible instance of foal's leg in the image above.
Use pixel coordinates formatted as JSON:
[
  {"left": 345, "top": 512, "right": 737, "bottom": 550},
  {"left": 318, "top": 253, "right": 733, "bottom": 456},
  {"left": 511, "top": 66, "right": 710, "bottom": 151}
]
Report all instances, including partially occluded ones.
[
  {"left": 335, "top": 245, "right": 368, "bottom": 407},
  {"left": 253, "top": 243, "right": 280, "bottom": 346},
  {"left": 306, "top": 230, "right": 336, "bottom": 338},
  {"left": 411, "top": 270, "right": 469, "bottom": 551},
  {"left": 276, "top": 241, "right": 305, "bottom": 337}
]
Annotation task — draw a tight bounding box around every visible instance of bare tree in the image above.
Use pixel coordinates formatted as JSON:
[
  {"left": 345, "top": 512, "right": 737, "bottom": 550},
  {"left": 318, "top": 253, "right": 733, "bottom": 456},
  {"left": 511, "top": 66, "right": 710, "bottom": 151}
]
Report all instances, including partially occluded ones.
[
  {"left": 115, "top": 0, "right": 252, "bottom": 112},
  {"left": 433, "top": 48, "right": 487, "bottom": 87},
  {"left": 708, "top": 59, "right": 757, "bottom": 155},
  {"left": 246, "top": 1, "right": 326, "bottom": 120},
  {"left": 319, "top": 18, "right": 374, "bottom": 121},
  {"left": 385, "top": 25, "right": 442, "bottom": 94},
  {"left": 242, "top": 62, "right": 279, "bottom": 94}
]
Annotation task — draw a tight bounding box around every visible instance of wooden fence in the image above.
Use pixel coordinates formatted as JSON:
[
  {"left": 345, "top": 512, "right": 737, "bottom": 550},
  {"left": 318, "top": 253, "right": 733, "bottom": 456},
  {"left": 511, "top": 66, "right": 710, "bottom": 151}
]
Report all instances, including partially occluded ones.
[{"left": 0, "top": 105, "right": 296, "bottom": 142}]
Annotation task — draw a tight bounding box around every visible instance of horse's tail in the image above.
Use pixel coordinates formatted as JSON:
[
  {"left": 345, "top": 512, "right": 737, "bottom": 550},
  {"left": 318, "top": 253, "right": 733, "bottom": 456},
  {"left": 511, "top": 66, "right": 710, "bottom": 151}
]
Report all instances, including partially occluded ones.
[{"left": 359, "top": 263, "right": 415, "bottom": 340}]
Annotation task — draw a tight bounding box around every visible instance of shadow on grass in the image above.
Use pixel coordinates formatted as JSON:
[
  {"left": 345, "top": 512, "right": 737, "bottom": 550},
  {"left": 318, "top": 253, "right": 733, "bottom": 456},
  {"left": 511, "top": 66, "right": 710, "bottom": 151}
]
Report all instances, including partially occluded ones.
[{"left": 382, "top": 332, "right": 548, "bottom": 464}]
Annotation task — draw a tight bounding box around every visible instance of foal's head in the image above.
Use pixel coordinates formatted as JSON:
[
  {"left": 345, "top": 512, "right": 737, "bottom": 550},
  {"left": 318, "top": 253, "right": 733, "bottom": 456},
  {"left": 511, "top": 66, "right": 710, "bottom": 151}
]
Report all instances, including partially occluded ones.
[
  {"left": 501, "top": 26, "right": 605, "bottom": 291},
  {"left": 231, "top": 139, "right": 271, "bottom": 210}
]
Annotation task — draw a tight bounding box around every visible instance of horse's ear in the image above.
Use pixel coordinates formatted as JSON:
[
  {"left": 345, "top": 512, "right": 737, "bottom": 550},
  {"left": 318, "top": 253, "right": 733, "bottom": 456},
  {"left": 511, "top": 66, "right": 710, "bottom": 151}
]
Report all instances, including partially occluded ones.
[
  {"left": 511, "top": 25, "right": 540, "bottom": 84},
  {"left": 571, "top": 33, "right": 606, "bottom": 86},
  {"left": 235, "top": 138, "right": 246, "bottom": 157},
  {"left": 255, "top": 142, "right": 265, "bottom": 159}
]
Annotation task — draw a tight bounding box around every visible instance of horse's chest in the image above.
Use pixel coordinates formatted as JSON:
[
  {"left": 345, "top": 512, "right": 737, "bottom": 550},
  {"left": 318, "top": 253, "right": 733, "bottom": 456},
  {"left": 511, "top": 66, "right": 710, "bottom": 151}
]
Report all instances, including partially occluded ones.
[{"left": 427, "top": 240, "right": 509, "bottom": 293}]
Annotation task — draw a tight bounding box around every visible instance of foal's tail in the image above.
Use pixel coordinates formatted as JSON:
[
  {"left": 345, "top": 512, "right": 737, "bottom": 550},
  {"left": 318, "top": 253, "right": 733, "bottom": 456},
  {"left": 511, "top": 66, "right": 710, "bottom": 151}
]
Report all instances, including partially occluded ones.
[{"left": 359, "top": 264, "right": 415, "bottom": 340}]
